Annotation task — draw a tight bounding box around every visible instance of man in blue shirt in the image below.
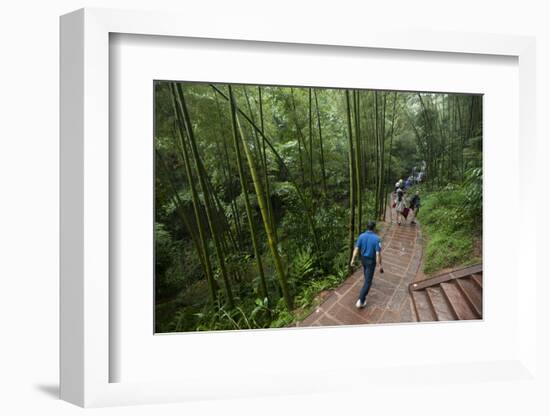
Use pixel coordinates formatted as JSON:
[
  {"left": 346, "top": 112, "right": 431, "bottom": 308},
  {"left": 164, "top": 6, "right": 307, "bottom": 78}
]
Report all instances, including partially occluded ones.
[{"left": 350, "top": 220, "right": 383, "bottom": 308}]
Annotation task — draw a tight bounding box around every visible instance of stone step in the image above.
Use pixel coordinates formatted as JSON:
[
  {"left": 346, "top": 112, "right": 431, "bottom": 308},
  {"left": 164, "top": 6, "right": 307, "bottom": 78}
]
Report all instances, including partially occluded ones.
[
  {"left": 425, "top": 286, "right": 458, "bottom": 321},
  {"left": 471, "top": 273, "right": 483, "bottom": 289},
  {"left": 411, "top": 290, "right": 436, "bottom": 321},
  {"left": 455, "top": 276, "right": 482, "bottom": 318},
  {"left": 440, "top": 281, "right": 479, "bottom": 320}
]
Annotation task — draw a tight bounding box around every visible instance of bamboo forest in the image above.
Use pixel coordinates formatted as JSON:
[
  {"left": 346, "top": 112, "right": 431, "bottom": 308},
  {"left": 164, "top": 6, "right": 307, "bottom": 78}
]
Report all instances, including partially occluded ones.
[{"left": 154, "top": 82, "right": 483, "bottom": 332}]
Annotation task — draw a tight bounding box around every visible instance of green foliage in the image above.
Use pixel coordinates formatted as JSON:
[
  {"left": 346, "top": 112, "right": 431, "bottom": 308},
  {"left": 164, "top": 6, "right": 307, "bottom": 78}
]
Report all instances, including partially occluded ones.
[
  {"left": 189, "top": 297, "right": 272, "bottom": 331},
  {"left": 154, "top": 82, "right": 482, "bottom": 332},
  {"left": 389, "top": 131, "right": 419, "bottom": 178},
  {"left": 423, "top": 229, "right": 473, "bottom": 275},
  {"left": 461, "top": 167, "right": 483, "bottom": 232},
  {"left": 155, "top": 223, "right": 202, "bottom": 300},
  {"left": 294, "top": 274, "right": 341, "bottom": 312},
  {"left": 288, "top": 248, "right": 315, "bottom": 283},
  {"left": 417, "top": 168, "right": 482, "bottom": 274},
  {"left": 269, "top": 298, "right": 296, "bottom": 328}
]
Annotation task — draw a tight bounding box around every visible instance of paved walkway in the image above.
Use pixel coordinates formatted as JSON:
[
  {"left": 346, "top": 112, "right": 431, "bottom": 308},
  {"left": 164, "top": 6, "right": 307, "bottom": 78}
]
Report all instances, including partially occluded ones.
[{"left": 298, "top": 218, "right": 423, "bottom": 327}]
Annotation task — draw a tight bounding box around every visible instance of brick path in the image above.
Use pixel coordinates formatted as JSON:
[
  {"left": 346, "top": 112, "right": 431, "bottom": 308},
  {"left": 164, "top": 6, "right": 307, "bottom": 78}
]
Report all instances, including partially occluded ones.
[{"left": 297, "top": 219, "right": 423, "bottom": 327}]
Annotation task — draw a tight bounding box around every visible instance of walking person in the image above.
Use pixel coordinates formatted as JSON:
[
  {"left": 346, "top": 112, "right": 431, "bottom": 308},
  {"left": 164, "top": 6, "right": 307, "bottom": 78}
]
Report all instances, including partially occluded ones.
[
  {"left": 394, "top": 178, "right": 403, "bottom": 192},
  {"left": 409, "top": 190, "right": 421, "bottom": 225},
  {"left": 394, "top": 180, "right": 400, "bottom": 192},
  {"left": 350, "top": 220, "right": 383, "bottom": 309},
  {"left": 395, "top": 187, "right": 407, "bottom": 225}
]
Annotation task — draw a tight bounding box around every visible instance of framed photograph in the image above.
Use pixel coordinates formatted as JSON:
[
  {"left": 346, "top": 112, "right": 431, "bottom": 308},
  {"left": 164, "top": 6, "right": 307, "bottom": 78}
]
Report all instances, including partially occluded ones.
[
  {"left": 60, "top": 8, "right": 538, "bottom": 407},
  {"left": 152, "top": 79, "right": 483, "bottom": 334}
]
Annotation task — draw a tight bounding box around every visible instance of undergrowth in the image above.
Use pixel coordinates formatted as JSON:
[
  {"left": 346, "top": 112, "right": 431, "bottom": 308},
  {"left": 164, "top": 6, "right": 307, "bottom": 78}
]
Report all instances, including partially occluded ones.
[{"left": 416, "top": 168, "right": 482, "bottom": 275}]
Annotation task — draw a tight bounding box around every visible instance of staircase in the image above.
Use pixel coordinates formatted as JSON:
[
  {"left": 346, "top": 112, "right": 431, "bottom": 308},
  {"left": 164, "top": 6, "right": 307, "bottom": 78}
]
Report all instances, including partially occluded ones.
[{"left": 409, "top": 264, "right": 482, "bottom": 322}]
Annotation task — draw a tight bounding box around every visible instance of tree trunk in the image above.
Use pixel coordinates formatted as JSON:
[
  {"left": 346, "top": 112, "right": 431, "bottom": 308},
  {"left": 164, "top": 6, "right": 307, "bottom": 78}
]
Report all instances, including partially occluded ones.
[
  {"left": 354, "top": 90, "right": 362, "bottom": 234},
  {"left": 258, "top": 86, "right": 276, "bottom": 234},
  {"left": 290, "top": 88, "right": 306, "bottom": 185},
  {"left": 379, "top": 92, "right": 387, "bottom": 220},
  {"left": 173, "top": 83, "right": 235, "bottom": 308},
  {"left": 229, "top": 85, "right": 293, "bottom": 310},
  {"left": 169, "top": 86, "right": 217, "bottom": 303},
  {"left": 383, "top": 92, "right": 397, "bottom": 221},
  {"left": 308, "top": 88, "right": 314, "bottom": 194},
  {"left": 155, "top": 147, "right": 212, "bottom": 295},
  {"left": 374, "top": 91, "right": 381, "bottom": 218},
  {"left": 229, "top": 88, "right": 269, "bottom": 302},
  {"left": 346, "top": 90, "right": 356, "bottom": 274},
  {"left": 313, "top": 89, "right": 327, "bottom": 194},
  {"left": 213, "top": 93, "right": 245, "bottom": 249},
  {"left": 210, "top": 84, "right": 319, "bottom": 253}
]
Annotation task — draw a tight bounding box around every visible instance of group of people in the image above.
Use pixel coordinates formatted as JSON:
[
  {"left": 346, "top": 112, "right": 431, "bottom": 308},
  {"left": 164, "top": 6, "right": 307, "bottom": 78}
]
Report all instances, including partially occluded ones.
[
  {"left": 393, "top": 178, "right": 421, "bottom": 226},
  {"left": 349, "top": 177, "right": 422, "bottom": 310}
]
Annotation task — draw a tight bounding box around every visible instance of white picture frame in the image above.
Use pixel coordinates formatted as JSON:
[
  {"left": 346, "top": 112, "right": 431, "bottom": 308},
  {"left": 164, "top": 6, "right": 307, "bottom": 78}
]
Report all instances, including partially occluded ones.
[{"left": 60, "top": 7, "right": 538, "bottom": 408}]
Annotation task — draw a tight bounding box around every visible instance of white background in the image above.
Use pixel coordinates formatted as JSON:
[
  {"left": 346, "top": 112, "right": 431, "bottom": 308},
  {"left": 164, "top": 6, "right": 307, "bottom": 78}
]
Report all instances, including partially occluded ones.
[{"left": 1, "top": 0, "right": 548, "bottom": 415}]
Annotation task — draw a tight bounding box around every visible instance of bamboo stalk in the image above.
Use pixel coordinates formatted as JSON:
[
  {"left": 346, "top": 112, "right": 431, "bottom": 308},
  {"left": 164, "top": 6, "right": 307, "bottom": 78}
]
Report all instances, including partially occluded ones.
[
  {"left": 155, "top": 147, "right": 210, "bottom": 293},
  {"left": 229, "top": 85, "right": 293, "bottom": 310},
  {"left": 353, "top": 90, "right": 362, "bottom": 234},
  {"left": 211, "top": 84, "right": 319, "bottom": 252},
  {"left": 228, "top": 87, "right": 269, "bottom": 302},
  {"left": 308, "top": 88, "right": 314, "bottom": 193},
  {"left": 346, "top": 90, "right": 356, "bottom": 273},
  {"left": 258, "top": 86, "right": 276, "bottom": 234},
  {"left": 313, "top": 89, "right": 327, "bottom": 194},
  {"left": 169, "top": 86, "right": 217, "bottom": 303},
  {"left": 173, "top": 83, "right": 235, "bottom": 308}
]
